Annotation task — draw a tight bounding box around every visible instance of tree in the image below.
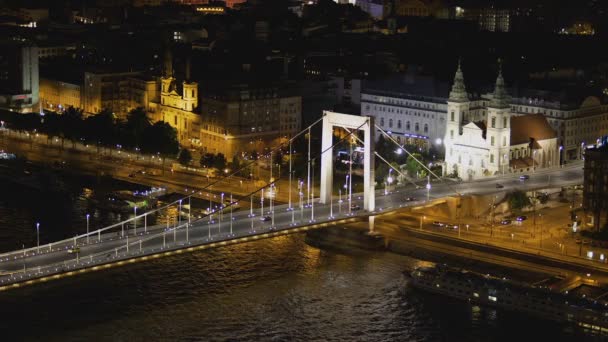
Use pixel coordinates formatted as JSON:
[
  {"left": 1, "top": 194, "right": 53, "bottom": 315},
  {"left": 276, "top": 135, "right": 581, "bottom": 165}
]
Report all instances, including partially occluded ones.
[
  {"left": 213, "top": 153, "right": 227, "bottom": 170},
  {"left": 62, "top": 106, "right": 83, "bottom": 148},
  {"left": 405, "top": 153, "right": 425, "bottom": 178},
  {"left": 200, "top": 153, "right": 215, "bottom": 168},
  {"left": 231, "top": 154, "right": 240, "bottom": 171},
  {"left": 141, "top": 121, "right": 179, "bottom": 173},
  {"left": 124, "top": 107, "right": 151, "bottom": 149},
  {"left": 178, "top": 148, "right": 192, "bottom": 166},
  {"left": 83, "top": 109, "right": 116, "bottom": 153},
  {"left": 509, "top": 190, "right": 531, "bottom": 211}
]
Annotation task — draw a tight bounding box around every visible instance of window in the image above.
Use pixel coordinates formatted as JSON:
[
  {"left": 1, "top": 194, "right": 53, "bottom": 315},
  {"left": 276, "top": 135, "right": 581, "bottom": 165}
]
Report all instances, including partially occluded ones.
[
  {"left": 380, "top": 117, "right": 384, "bottom": 126},
  {"left": 503, "top": 137, "right": 506, "bottom": 146},
  {"left": 450, "top": 130, "right": 454, "bottom": 139},
  {"left": 491, "top": 136, "right": 495, "bottom": 146},
  {"left": 490, "top": 154, "right": 494, "bottom": 163},
  {"left": 174, "top": 115, "right": 177, "bottom": 125},
  {"left": 389, "top": 119, "right": 393, "bottom": 128},
  {"left": 491, "top": 117, "right": 496, "bottom": 128},
  {"left": 451, "top": 111, "right": 455, "bottom": 121},
  {"left": 415, "top": 123, "right": 419, "bottom": 131},
  {"left": 503, "top": 117, "right": 507, "bottom": 128},
  {"left": 424, "top": 124, "right": 428, "bottom": 133},
  {"left": 397, "top": 120, "right": 402, "bottom": 129},
  {"left": 406, "top": 121, "right": 410, "bottom": 130}
]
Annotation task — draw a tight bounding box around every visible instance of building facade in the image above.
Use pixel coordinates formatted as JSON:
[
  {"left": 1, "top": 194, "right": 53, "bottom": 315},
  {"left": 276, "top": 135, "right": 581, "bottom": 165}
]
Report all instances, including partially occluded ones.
[
  {"left": 443, "top": 64, "right": 559, "bottom": 180},
  {"left": 83, "top": 70, "right": 141, "bottom": 118},
  {"left": 39, "top": 77, "right": 82, "bottom": 111},
  {"left": 198, "top": 84, "right": 302, "bottom": 157},
  {"left": 360, "top": 66, "right": 608, "bottom": 163},
  {"left": 583, "top": 141, "right": 608, "bottom": 231},
  {"left": 0, "top": 43, "right": 39, "bottom": 113},
  {"left": 360, "top": 72, "right": 449, "bottom": 150},
  {"left": 509, "top": 95, "right": 608, "bottom": 162}
]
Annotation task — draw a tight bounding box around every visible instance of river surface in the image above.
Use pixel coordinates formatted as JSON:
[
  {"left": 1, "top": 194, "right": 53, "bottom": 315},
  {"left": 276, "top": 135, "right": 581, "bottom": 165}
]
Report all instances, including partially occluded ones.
[{"left": 0, "top": 171, "right": 600, "bottom": 341}]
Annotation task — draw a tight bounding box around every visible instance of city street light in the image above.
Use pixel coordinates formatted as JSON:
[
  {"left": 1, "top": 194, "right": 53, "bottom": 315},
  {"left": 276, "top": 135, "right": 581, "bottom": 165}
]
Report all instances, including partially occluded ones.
[
  {"left": 219, "top": 193, "right": 224, "bottom": 233},
  {"left": 86, "top": 213, "right": 90, "bottom": 244},
  {"left": 386, "top": 169, "right": 393, "bottom": 195},
  {"left": 36, "top": 222, "right": 40, "bottom": 252},
  {"left": 559, "top": 145, "right": 563, "bottom": 168},
  {"left": 133, "top": 206, "right": 137, "bottom": 235},
  {"left": 178, "top": 199, "right": 182, "bottom": 228},
  {"left": 426, "top": 176, "right": 431, "bottom": 201}
]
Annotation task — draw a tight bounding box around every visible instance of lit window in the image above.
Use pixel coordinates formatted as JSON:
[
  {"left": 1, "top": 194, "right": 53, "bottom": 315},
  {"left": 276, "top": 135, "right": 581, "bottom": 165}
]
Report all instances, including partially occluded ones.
[{"left": 488, "top": 296, "right": 497, "bottom": 302}]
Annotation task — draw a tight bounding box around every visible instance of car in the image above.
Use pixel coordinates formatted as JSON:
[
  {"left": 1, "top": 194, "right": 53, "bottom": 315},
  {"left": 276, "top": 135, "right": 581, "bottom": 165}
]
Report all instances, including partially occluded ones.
[
  {"left": 260, "top": 216, "right": 271, "bottom": 222},
  {"left": 516, "top": 215, "right": 527, "bottom": 222},
  {"left": 432, "top": 221, "right": 445, "bottom": 227},
  {"left": 350, "top": 204, "right": 361, "bottom": 211},
  {"left": 500, "top": 219, "right": 512, "bottom": 225},
  {"left": 519, "top": 175, "right": 530, "bottom": 181},
  {"left": 67, "top": 247, "right": 80, "bottom": 254},
  {"left": 447, "top": 224, "right": 459, "bottom": 229},
  {"left": 405, "top": 197, "right": 416, "bottom": 201},
  {"left": 495, "top": 183, "right": 504, "bottom": 189}
]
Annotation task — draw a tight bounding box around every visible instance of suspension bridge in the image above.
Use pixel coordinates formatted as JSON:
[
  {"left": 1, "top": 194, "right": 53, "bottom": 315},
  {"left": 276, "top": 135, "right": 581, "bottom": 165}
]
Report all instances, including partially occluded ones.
[{"left": 0, "top": 111, "right": 584, "bottom": 291}]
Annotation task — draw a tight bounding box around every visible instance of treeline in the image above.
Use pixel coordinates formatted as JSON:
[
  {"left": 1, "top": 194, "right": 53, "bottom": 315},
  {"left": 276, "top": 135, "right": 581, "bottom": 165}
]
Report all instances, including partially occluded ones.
[{"left": 0, "top": 107, "right": 179, "bottom": 158}]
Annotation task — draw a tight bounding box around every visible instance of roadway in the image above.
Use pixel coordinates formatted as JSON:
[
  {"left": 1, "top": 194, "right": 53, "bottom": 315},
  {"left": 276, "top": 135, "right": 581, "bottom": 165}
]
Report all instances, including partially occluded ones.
[{"left": 0, "top": 162, "right": 584, "bottom": 289}]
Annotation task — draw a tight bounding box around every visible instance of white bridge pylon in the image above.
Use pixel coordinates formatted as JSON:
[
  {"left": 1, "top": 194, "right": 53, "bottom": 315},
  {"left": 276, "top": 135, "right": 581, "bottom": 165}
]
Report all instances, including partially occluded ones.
[{"left": 319, "top": 111, "right": 375, "bottom": 211}]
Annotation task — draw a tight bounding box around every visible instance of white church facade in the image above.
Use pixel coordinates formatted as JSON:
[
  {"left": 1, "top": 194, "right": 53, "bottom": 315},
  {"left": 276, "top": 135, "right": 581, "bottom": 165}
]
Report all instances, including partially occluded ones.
[{"left": 443, "top": 62, "right": 559, "bottom": 180}]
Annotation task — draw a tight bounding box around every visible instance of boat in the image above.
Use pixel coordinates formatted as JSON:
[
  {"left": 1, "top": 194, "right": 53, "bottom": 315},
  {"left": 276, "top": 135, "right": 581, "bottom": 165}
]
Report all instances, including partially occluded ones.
[
  {"left": 405, "top": 264, "right": 608, "bottom": 332},
  {"left": 92, "top": 187, "right": 166, "bottom": 213}
]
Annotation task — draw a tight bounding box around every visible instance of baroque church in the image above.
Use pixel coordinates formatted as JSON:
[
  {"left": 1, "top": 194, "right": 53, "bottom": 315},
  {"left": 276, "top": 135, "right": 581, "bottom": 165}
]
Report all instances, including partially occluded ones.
[
  {"left": 148, "top": 46, "right": 200, "bottom": 146},
  {"left": 443, "top": 61, "right": 559, "bottom": 180}
]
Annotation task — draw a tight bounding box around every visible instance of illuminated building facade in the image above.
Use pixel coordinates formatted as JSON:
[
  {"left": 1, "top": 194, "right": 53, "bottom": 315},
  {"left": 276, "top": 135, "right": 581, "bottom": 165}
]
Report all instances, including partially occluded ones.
[
  {"left": 583, "top": 141, "right": 608, "bottom": 231},
  {"left": 39, "top": 77, "right": 81, "bottom": 111},
  {"left": 198, "top": 84, "right": 302, "bottom": 157},
  {"left": 0, "top": 43, "right": 39, "bottom": 113},
  {"left": 148, "top": 50, "right": 199, "bottom": 146},
  {"left": 83, "top": 70, "right": 141, "bottom": 118},
  {"left": 443, "top": 63, "right": 559, "bottom": 180}
]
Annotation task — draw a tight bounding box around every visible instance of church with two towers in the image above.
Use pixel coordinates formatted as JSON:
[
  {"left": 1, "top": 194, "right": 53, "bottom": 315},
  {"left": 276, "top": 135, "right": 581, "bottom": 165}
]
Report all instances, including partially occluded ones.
[{"left": 443, "top": 62, "right": 559, "bottom": 180}]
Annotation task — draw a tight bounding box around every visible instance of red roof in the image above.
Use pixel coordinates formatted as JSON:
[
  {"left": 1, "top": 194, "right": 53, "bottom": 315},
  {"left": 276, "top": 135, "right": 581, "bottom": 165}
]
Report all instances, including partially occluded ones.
[{"left": 510, "top": 114, "right": 557, "bottom": 145}]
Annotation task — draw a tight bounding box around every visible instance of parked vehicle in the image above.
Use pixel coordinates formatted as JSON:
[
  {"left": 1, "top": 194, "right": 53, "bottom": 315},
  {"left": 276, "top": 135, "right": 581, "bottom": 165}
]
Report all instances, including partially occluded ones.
[
  {"left": 519, "top": 175, "right": 530, "bottom": 181},
  {"left": 501, "top": 219, "right": 512, "bottom": 225},
  {"left": 516, "top": 215, "right": 527, "bottom": 222}
]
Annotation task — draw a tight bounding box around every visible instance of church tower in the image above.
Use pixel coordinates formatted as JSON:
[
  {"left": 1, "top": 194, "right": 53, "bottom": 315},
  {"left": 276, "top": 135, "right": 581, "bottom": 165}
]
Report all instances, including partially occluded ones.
[
  {"left": 182, "top": 57, "right": 198, "bottom": 112},
  {"left": 486, "top": 61, "right": 511, "bottom": 175},
  {"left": 445, "top": 60, "right": 468, "bottom": 142},
  {"left": 444, "top": 59, "right": 470, "bottom": 176},
  {"left": 161, "top": 46, "right": 175, "bottom": 96}
]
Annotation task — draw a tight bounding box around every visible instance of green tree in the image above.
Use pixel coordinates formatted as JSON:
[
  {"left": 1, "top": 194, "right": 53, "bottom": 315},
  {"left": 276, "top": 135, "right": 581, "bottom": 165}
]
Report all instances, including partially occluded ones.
[
  {"left": 231, "top": 154, "right": 240, "bottom": 171},
  {"left": 213, "top": 153, "right": 227, "bottom": 170},
  {"left": 178, "top": 148, "right": 192, "bottom": 166},
  {"left": 84, "top": 109, "right": 116, "bottom": 153},
  {"left": 405, "top": 153, "right": 425, "bottom": 178},
  {"left": 509, "top": 190, "right": 531, "bottom": 211},
  {"left": 141, "top": 121, "right": 179, "bottom": 173},
  {"left": 62, "top": 106, "right": 83, "bottom": 148},
  {"left": 200, "top": 153, "right": 215, "bottom": 168},
  {"left": 124, "top": 107, "right": 151, "bottom": 149}
]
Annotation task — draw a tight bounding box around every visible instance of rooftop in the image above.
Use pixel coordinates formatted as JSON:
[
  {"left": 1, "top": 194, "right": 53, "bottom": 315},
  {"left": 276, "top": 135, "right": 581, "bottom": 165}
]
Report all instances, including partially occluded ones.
[{"left": 510, "top": 114, "right": 557, "bottom": 145}]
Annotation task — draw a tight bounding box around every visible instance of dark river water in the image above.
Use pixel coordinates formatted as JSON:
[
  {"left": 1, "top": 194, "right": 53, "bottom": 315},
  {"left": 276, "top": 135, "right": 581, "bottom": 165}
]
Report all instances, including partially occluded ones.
[{"left": 0, "top": 172, "right": 600, "bottom": 341}]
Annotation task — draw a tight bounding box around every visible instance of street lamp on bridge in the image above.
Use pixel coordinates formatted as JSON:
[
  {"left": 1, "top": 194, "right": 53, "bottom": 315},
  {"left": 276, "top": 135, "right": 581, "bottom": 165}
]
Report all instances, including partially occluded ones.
[{"left": 36, "top": 222, "right": 40, "bottom": 253}]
